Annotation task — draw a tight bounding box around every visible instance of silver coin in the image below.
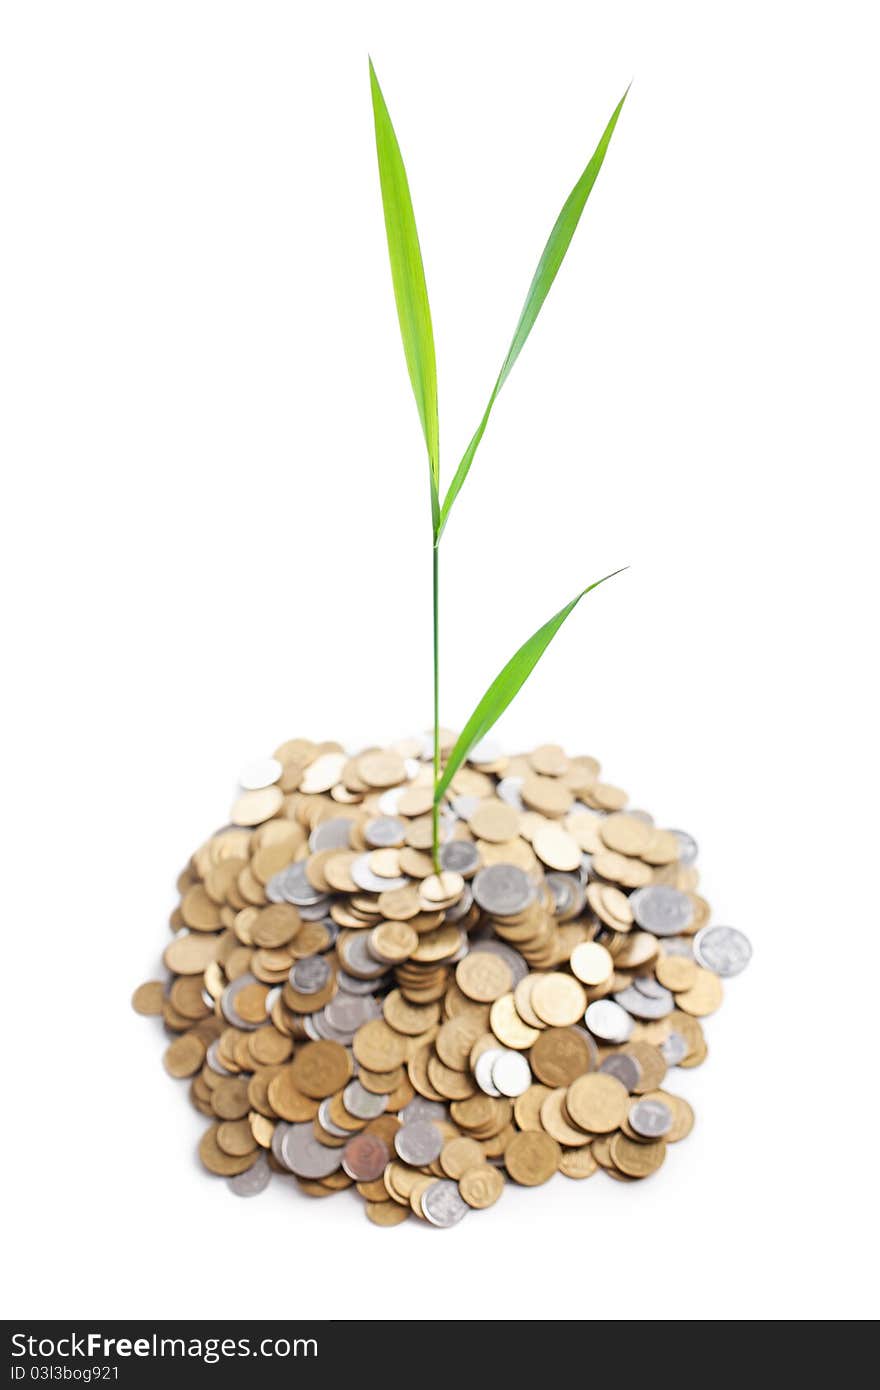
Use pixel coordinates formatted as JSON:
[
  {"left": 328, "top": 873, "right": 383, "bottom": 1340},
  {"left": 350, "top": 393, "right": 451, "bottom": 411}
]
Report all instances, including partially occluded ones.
[
  {"left": 629, "top": 1098, "right": 673, "bottom": 1138},
  {"left": 394, "top": 1120, "right": 444, "bottom": 1166},
  {"left": 377, "top": 786, "right": 405, "bottom": 815},
  {"left": 633, "top": 974, "right": 669, "bottom": 1000},
  {"left": 271, "top": 1121, "right": 291, "bottom": 1168},
  {"left": 265, "top": 986, "right": 282, "bottom": 1013},
  {"left": 206, "top": 1040, "right": 234, "bottom": 1076},
  {"left": 491, "top": 1050, "right": 531, "bottom": 1097},
  {"left": 614, "top": 984, "right": 674, "bottom": 1020},
  {"left": 599, "top": 1052, "right": 641, "bottom": 1091},
  {"left": 227, "top": 1151, "right": 272, "bottom": 1197},
  {"left": 290, "top": 955, "right": 331, "bottom": 995},
  {"left": 400, "top": 1098, "right": 447, "bottom": 1126},
  {"left": 694, "top": 925, "right": 752, "bottom": 977},
  {"left": 584, "top": 998, "right": 634, "bottom": 1044},
  {"left": 660, "top": 936, "right": 693, "bottom": 958},
  {"left": 342, "top": 1079, "right": 388, "bottom": 1120},
  {"left": 265, "top": 874, "right": 286, "bottom": 903},
  {"left": 474, "top": 1048, "right": 505, "bottom": 1096},
  {"left": 302, "top": 1014, "right": 322, "bottom": 1040},
  {"left": 473, "top": 863, "right": 535, "bottom": 917},
  {"left": 496, "top": 776, "right": 525, "bottom": 810},
  {"left": 444, "top": 883, "right": 474, "bottom": 922},
  {"left": 324, "top": 992, "right": 380, "bottom": 1033},
  {"left": 278, "top": 862, "right": 325, "bottom": 908},
  {"left": 238, "top": 758, "right": 282, "bottom": 791},
  {"left": 335, "top": 968, "right": 389, "bottom": 996},
  {"left": 670, "top": 828, "right": 699, "bottom": 866},
  {"left": 422, "top": 1179, "right": 470, "bottom": 1227},
  {"left": 468, "top": 737, "right": 503, "bottom": 765},
  {"left": 364, "top": 815, "right": 406, "bottom": 848},
  {"left": 317, "top": 1099, "right": 352, "bottom": 1138},
  {"left": 338, "top": 933, "right": 393, "bottom": 980},
  {"left": 298, "top": 898, "right": 333, "bottom": 921},
  {"left": 439, "top": 840, "right": 481, "bottom": 876},
  {"left": 280, "top": 1122, "right": 343, "bottom": 1179},
  {"left": 220, "top": 973, "right": 261, "bottom": 1031},
  {"left": 661, "top": 1031, "right": 689, "bottom": 1066},
  {"left": 309, "top": 817, "right": 354, "bottom": 852},
  {"left": 451, "top": 794, "right": 481, "bottom": 821},
  {"left": 350, "top": 853, "right": 409, "bottom": 894},
  {"left": 629, "top": 884, "right": 695, "bottom": 937}
]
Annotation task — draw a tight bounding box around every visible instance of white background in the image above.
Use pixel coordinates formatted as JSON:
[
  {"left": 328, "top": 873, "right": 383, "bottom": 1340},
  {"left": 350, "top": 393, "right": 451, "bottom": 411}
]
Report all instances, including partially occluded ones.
[{"left": 2, "top": 0, "right": 877, "bottom": 1322}]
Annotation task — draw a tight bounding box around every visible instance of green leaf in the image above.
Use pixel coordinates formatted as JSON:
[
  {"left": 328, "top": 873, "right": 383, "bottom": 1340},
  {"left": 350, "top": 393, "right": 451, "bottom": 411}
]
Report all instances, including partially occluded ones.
[
  {"left": 434, "top": 568, "right": 627, "bottom": 803},
  {"left": 438, "top": 87, "right": 629, "bottom": 537},
  {"left": 369, "top": 58, "right": 440, "bottom": 532}
]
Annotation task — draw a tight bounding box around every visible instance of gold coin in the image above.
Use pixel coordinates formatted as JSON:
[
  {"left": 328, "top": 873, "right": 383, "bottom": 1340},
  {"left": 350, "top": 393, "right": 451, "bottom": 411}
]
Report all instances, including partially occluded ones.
[
  {"left": 621, "top": 1041, "right": 667, "bottom": 1093},
  {"left": 532, "top": 823, "right": 581, "bottom": 871},
  {"left": 383, "top": 989, "right": 440, "bottom": 1036},
  {"left": 540, "top": 1087, "right": 592, "bottom": 1146},
  {"left": 560, "top": 1146, "right": 599, "bottom": 1179},
  {"left": 440, "top": 1137, "right": 485, "bottom": 1179},
  {"left": 235, "top": 982, "right": 270, "bottom": 1025},
  {"left": 459, "top": 1164, "right": 505, "bottom": 1209},
  {"left": 513, "top": 974, "right": 546, "bottom": 1029},
  {"left": 230, "top": 786, "right": 284, "bottom": 827},
  {"left": 251, "top": 903, "right": 301, "bottom": 948},
  {"left": 248, "top": 1026, "right": 293, "bottom": 1066},
  {"left": 216, "top": 1119, "right": 257, "bottom": 1156},
  {"left": 514, "top": 1083, "right": 554, "bottom": 1132},
  {"left": 366, "top": 1199, "right": 410, "bottom": 1226},
  {"left": 504, "top": 1130, "right": 561, "bottom": 1186},
  {"left": 490, "top": 993, "right": 540, "bottom": 1049},
  {"left": 163, "top": 933, "right": 218, "bottom": 976},
  {"left": 641, "top": 828, "right": 679, "bottom": 865},
  {"left": 469, "top": 800, "right": 520, "bottom": 843},
  {"left": 181, "top": 885, "right": 222, "bottom": 931},
  {"left": 529, "top": 1027, "right": 592, "bottom": 1087},
  {"left": 290, "top": 1040, "right": 352, "bottom": 1098},
  {"left": 529, "top": 744, "right": 569, "bottom": 776},
  {"left": 570, "top": 941, "right": 614, "bottom": 986},
  {"left": 198, "top": 1125, "right": 257, "bottom": 1176},
  {"left": 655, "top": 954, "right": 697, "bottom": 991},
  {"left": 566, "top": 1073, "right": 629, "bottom": 1133},
  {"left": 211, "top": 1076, "right": 251, "bottom": 1120},
  {"left": 609, "top": 1132, "right": 666, "bottom": 1178},
  {"left": 368, "top": 848, "right": 403, "bottom": 879},
  {"left": 352, "top": 1018, "right": 408, "bottom": 1072},
  {"left": 521, "top": 775, "right": 573, "bottom": 818},
  {"left": 676, "top": 966, "right": 723, "bottom": 1016},
  {"left": 163, "top": 1032, "right": 206, "bottom": 1078},
  {"left": 420, "top": 872, "right": 465, "bottom": 906},
  {"left": 427, "top": 1053, "right": 476, "bottom": 1100},
  {"left": 530, "top": 973, "right": 586, "bottom": 1027},
  {"left": 397, "top": 784, "right": 434, "bottom": 817},
  {"left": 370, "top": 920, "right": 418, "bottom": 964},
  {"left": 357, "top": 750, "right": 406, "bottom": 788},
  {"left": 599, "top": 812, "right": 653, "bottom": 857},
  {"left": 131, "top": 981, "right": 165, "bottom": 1015},
  {"left": 455, "top": 951, "right": 513, "bottom": 1003},
  {"left": 435, "top": 1014, "right": 488, "bottom": 1069},
  {"left": 592, "top": 849, "right": 652, "bottom": 889}
]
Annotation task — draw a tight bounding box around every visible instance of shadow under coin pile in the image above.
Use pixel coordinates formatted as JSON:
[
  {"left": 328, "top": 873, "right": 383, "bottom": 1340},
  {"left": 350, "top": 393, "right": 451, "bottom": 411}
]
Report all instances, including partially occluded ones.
[{"left": 133, "top": 735, "right": 752, "bottom": 1226}]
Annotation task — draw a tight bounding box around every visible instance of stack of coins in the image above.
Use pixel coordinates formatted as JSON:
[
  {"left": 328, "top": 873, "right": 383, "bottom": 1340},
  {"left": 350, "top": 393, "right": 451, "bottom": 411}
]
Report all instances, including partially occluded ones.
[{"left": 133, "top": 735, "right": 752, "bottom": 1225}]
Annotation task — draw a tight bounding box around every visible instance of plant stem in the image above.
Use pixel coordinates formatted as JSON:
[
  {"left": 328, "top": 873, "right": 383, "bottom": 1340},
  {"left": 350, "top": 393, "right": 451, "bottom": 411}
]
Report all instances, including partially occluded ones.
[{"left": 431, "top": 536, "right": 441, "bottom": 874}]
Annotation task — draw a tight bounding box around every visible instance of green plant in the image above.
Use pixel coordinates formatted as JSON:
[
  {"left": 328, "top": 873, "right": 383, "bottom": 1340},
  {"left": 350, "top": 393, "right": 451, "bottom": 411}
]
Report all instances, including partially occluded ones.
[{"left": 369, "top": 60, "right": 628, "bottom": 873}]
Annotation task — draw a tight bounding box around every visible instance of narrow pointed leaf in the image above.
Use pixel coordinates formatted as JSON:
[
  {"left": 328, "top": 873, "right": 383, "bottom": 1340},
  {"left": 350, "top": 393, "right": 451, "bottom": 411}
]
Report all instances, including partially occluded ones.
[
  {"left": 434, "top": 569, "right": 626, "bottom": 803},
  {"left": 369, "top": 59, "right": 440, "bottom": 531},
  {"left": 438, "top": 87, "right": 629, "bottom": 536}
]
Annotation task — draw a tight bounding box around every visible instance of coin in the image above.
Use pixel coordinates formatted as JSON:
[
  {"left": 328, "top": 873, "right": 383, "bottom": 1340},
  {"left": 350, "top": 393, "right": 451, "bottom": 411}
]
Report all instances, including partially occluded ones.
[
  {"left": 366, "top": 1199, "right": 410, "bottom": 1227},
  {"left": 629, "top": 1097, "right": 673, "bottom": 1137},
  {"left": 491, "top": 1049, "right": 532, "bottom": 1097},
  {"left": 559, "top": 1146, "right": 599, "bottom": 1179},
  {"left": 629, "top": 885, "right": 694, "bottom": 936},
  {"left": 567, "top": 1073, "right": 629, "bottom": 1133},
  {"left": 675, "top": 966, "right": 723, "bottom": 1016},
  {"left": 458, "top": 1164, "right": 505, "bottom": 1208},
  {"left": 529, "top": 1028, "right": 592, "bottom": 1087},
  {"left": 570, "top": 942, "right": 613, "bottom": 986},
  {"left": 342, "top": 1132, "right": 390, "bottom": 1181},
  {"left": 395, "top": 1119, "right": 444, "bottom": 1165},
  {"left": 131, "top": 981, "right": 165, "bottom": 1015},
  {"left": 281, "top": 1122, "right": 344, "bottom": 1178},
  {"left": 239, "top": 758, "right": 282, "bottom": 791},
  {"left": 456, "top": 951, "right": 513, "bottom": 1003},
  {"left": 693, "top": 925, "right": 752, "bottom": 977},
  {"left": 584, "top": 999, "right": 634, "bottom": 1044},
  {"left": 490, "top": 993, "right": 540, "bottom": 1049},
  {"left": 530, "top": 973, "right": 586, "bottom": 1027},
  {"left": 227, "top": 1150, "right": 271, "bottom": 1196},
  {"left": 505, "top": 1131, "right": 561, "bottom": 1186},
  {"left": 422, "top": 1179, "right": 470, "bottom": 1227},
  {"left": 473, "top": 864, "right": 534, "bottom": 916},
  {"left": 290, "top": 1040, "right": 352, "bottom": 1098},
  {"left": 609, "top": 1132, "right": 666, "bottom": 1178}
]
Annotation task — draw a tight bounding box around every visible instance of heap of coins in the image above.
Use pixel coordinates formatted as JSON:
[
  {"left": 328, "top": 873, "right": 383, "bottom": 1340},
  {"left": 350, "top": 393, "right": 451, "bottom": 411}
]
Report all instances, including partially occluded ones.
[{"left": 133, "top": 734, "right": 752, "bottom": 1226}]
